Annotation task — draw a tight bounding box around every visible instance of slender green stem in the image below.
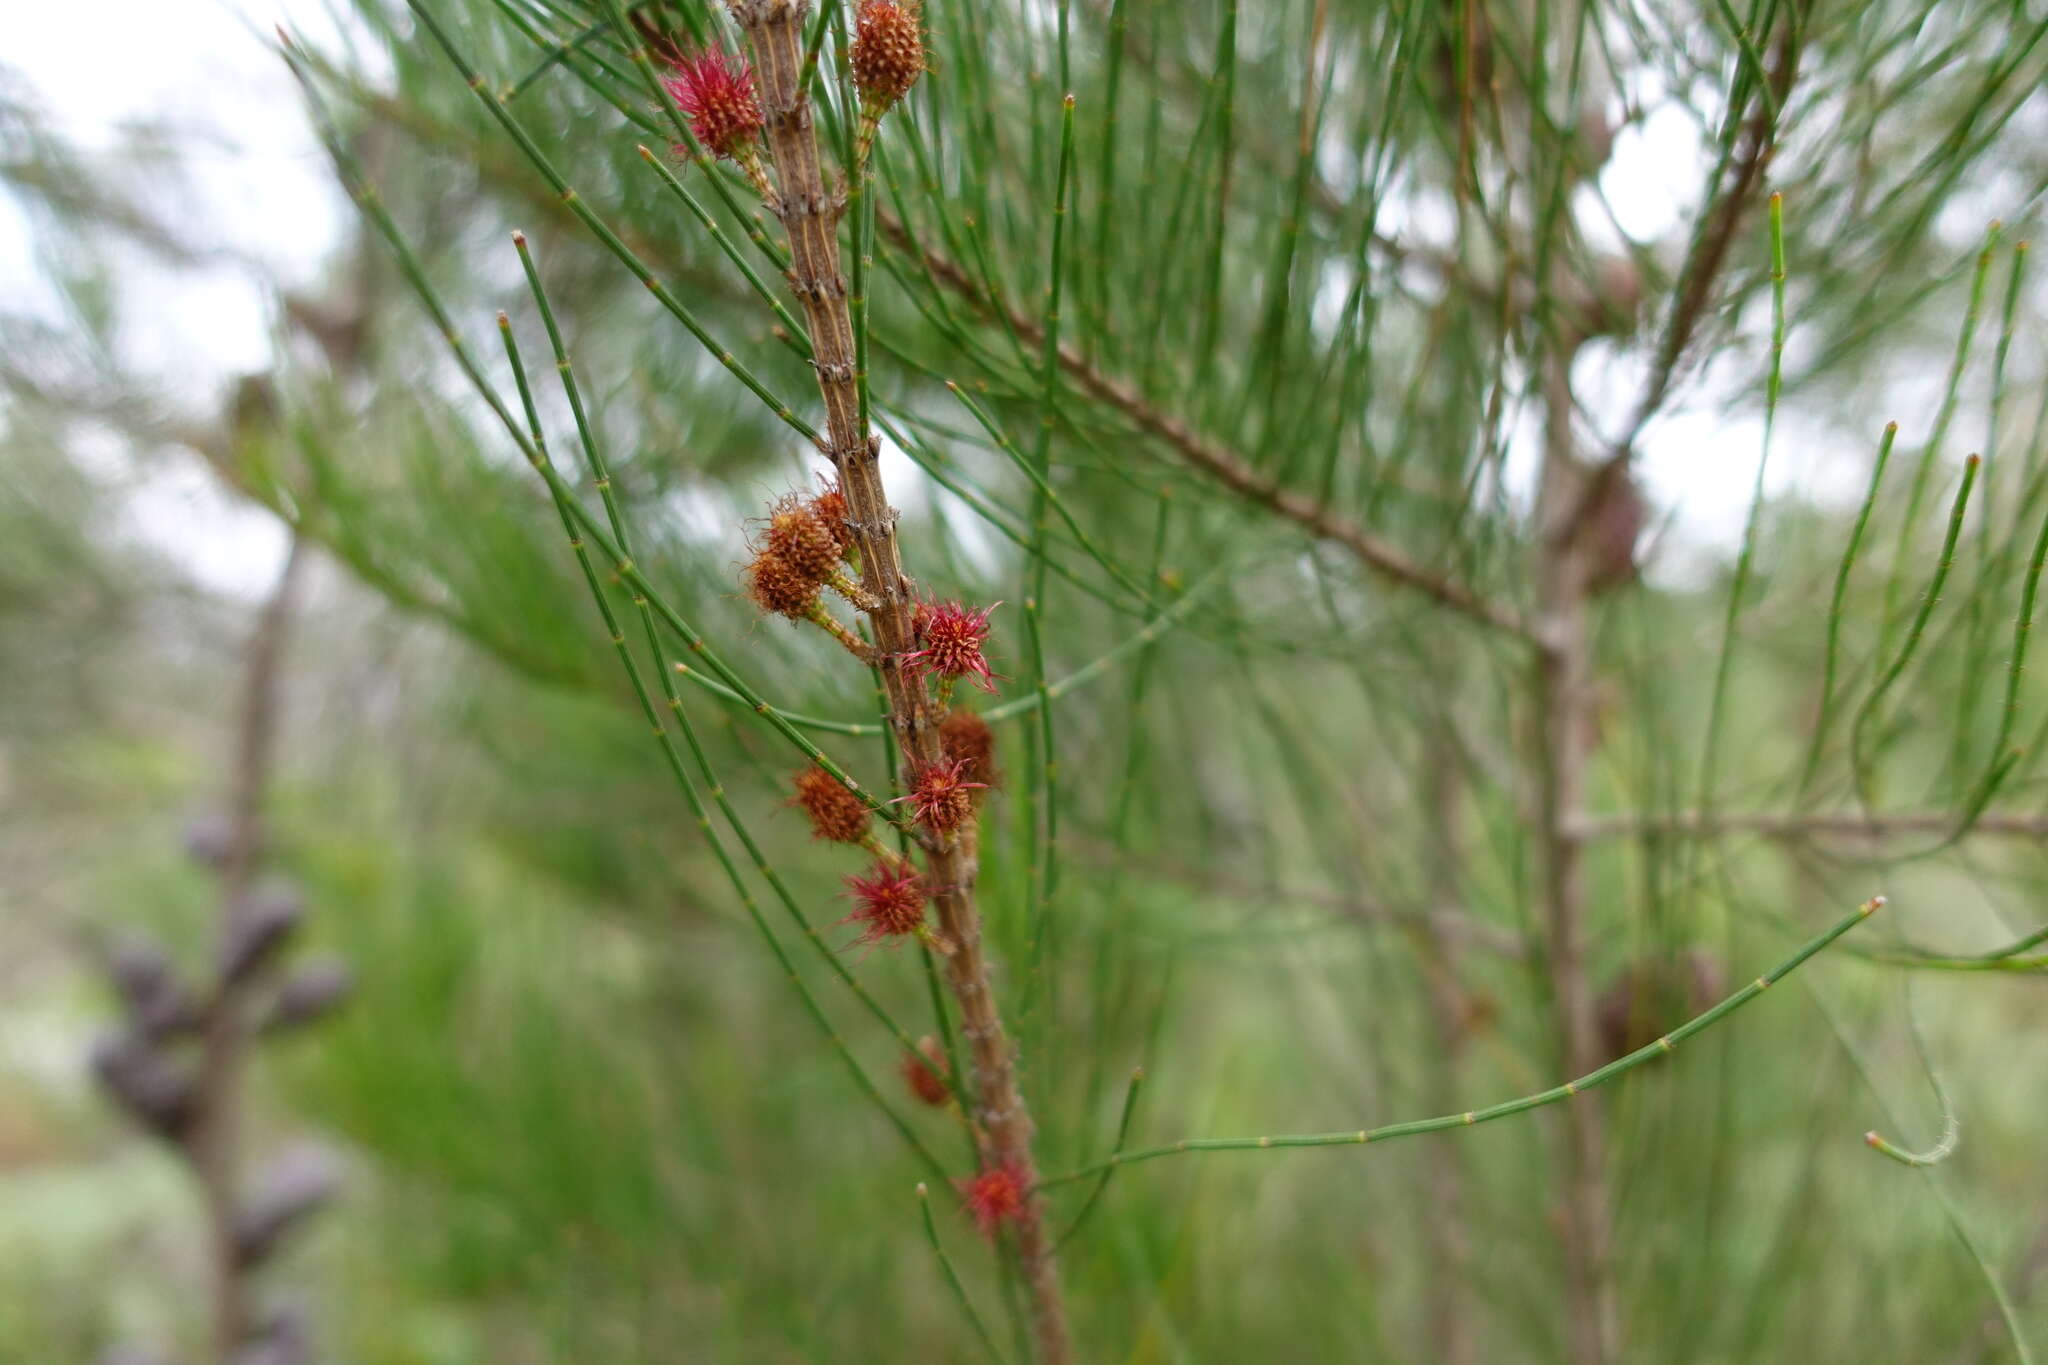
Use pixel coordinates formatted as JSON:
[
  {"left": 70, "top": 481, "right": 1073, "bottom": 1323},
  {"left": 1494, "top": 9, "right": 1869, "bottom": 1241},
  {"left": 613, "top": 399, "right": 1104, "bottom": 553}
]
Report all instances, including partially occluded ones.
[
  {"left": 918, "top": 1184, "right": 1012, "bottom": 1365},
  {"left": 1037, "top": 898, "right": 1884, "bottom": 1188},
  {"left": 1797, "top": 421, "right": 1898, "bottom": 796},
  {"left": 512, "top": 235, "right": 964, "bottom": 1106},
  {"left": 493, "top": 310, "right": 946, "bottom": 1184},
  {"left": 1054, "top": 1067, "right": 1144, "bottom": 1251},
  {"left": 1850, "top": 455, "right": 1983, "bottom": 807}
]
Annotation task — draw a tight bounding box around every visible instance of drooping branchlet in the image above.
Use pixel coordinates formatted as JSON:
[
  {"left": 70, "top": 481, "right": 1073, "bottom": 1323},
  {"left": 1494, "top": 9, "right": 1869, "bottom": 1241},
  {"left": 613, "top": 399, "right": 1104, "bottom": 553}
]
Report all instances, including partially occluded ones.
[
  {"left": 897, "top": 755, "right": 986, "bottom": 833},
  {"left": 790, "top": 765, "right": 873, "bottom": 844},
  {"left": 958, "top": 1160, "right": 1029, "bottom": 1237},
  {"left": 939, "top": 709, "right": 1000, "bottom": 795},
  {"left": 839, "top": 858, "right": 928, "bottom": 949}
]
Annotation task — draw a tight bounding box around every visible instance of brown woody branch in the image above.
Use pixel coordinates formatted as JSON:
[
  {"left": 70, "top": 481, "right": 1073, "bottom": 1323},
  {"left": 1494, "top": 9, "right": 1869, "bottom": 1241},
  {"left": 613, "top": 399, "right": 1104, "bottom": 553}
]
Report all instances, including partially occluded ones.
[{"left": 724, "top": 4, "right": 1071, "bottom": 1360}]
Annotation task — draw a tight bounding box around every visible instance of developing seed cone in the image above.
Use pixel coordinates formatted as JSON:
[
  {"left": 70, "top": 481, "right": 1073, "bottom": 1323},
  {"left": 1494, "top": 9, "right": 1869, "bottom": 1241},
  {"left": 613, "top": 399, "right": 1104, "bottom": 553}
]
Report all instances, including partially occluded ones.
[
  {"left": 851, "top": 0, "right": 925, "bottom": 110},
  {"left": 745, "top": 549, "right": 821, "bottom": 618},
  {"left": 939, "top": 709, "right": 999, "bottom": 794},
  {"left": 790, "top": 765, "right": 872, "bottom": 844}
]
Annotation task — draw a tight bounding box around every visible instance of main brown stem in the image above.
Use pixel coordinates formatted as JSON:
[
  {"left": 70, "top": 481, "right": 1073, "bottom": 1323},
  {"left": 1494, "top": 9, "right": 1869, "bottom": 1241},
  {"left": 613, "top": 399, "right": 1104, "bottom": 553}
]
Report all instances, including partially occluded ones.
[
  {"left": 726, "top": 4, "right": 1071, "bottom": 1359},
  {"left": 191, "top": 536, "right": 306, "bottom": 1359},
  {"left": 1533, "top": 348, "right": 1619, "bottom": 1363}
]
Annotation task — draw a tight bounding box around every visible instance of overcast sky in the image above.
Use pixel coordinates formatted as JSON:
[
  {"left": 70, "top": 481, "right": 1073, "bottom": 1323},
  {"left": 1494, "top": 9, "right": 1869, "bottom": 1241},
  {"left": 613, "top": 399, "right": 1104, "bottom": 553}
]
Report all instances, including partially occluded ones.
[{"left": 3, "top": 0, "right": 1983, "bottom": 600}]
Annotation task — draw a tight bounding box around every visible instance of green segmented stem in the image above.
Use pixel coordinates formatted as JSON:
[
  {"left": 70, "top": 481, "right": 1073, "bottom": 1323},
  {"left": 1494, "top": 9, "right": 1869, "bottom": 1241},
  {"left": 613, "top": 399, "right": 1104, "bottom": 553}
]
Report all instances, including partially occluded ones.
[
  {"left": 1797, "top": 421, "right": 1899, "bottom": 797},
  {"left": 667, "top": 558, "right": 1231, "bottom": 735},
  {"left": 492, "top": 311, "right": 947, "bottom": 1184},
  {"left": 1053, "top": 1066, "right": 1144, "bottom": 1251},
  {"left": 406, "top": 0, "right": 814, "bottom": 438},
  {"left": 287, "top": 69, "right": 899, "bottom": 824},
  {"left": 1697, "top": 191, "right": 1786, "bottom": 817},
  {"left": 1850, "top": 455, "right": 1982, "bottom": 807},
  {"left": 1037, "top": 898, "right": 1884, "bottom": 1188},
  {"left": 511, "top": 234, "right": 962, "bottom": 1104},
  {"left": 916, "top": 1183, "right": 1013, "bottom": 1365},
  {"left": 1877, "top": 224, "right": 1998, "bottom": 663}
]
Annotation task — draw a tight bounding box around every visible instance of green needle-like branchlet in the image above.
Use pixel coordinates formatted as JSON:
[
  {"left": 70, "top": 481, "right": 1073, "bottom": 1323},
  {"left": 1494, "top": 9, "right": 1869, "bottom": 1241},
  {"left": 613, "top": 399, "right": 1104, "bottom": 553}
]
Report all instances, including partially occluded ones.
[{"left": 1040, "top": 898, "right": 1883, "bottom": 1188}]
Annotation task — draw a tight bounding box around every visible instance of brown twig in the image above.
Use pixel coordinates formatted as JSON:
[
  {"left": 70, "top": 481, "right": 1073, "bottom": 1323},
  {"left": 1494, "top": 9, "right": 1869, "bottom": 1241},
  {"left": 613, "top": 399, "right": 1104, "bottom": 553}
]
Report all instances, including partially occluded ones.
[
  {"left": 725, "top": 3, "right": 1071, "bottom": 1358},
  {"left": 874, "top": 210, "right": 1533, "bottom": 642}
]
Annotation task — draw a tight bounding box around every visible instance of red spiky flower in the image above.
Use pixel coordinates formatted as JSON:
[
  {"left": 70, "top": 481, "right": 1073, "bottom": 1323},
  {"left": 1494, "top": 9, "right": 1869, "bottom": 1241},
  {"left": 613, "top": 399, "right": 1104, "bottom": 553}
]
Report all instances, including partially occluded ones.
[
  {"left": 662, "top": 49, "right": 765, "bottom": 162},
  {"left": 902, "top": 599, "right": 1003, "bottom": 693},
  {"left": 958, "top": 1160, "right": 1029, "bottom": 1237},
  {"left": 839, "top": 859, "right": 927, "bottom": 949},
  {"left": 789, "top": 765, "right": 872, "bottom": 844},
  {"left": 895, "top": 755, "right": 986, "bottom": 832}
]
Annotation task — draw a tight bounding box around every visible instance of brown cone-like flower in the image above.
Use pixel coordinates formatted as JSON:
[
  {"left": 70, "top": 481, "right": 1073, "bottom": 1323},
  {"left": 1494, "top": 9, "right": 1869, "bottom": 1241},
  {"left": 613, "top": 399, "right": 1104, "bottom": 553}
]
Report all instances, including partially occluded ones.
[
  {"left": 745, "top": 549, "right": 821, "bottom": 619},
  {"left": 761, "top": 494, "right": 841, "bottom": 584},
  {"left": 939, "top": 710, "right": 999, "bottom": 793},
  {"left": 851, "top": 0, "right": 925, "bottom": 110},
  {"left": 903, "top": 1035, "right": 950, "bottom": 1106},
  {"left": 808, "top": 483, "right": 851, "bottom": 558},
  {"left": 790, "top": 765, "right": 872, "bottom": 844}
]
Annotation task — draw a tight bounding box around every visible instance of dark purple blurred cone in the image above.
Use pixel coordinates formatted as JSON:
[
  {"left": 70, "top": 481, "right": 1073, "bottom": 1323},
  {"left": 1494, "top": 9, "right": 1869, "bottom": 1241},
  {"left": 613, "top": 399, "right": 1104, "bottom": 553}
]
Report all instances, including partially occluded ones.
[
  {"left": 217, "top": 883, "right": 305, "bottom": 986},
  {"left": 263, "top": 957, "right": 354, "bottom": 1032},
  {"left": 232, "top": 1144, "right": 341, "bottom": 1268},
  {"left": 104, "top": 933, "right": 201, "bottom": 1039},
  {"left": 91, "top": 1031, "right": 197, "bottom": 1141}
]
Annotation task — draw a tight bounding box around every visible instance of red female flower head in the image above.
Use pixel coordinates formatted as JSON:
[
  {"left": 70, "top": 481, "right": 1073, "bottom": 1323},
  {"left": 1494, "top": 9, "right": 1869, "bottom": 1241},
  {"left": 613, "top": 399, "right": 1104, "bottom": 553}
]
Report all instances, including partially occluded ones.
[
  {"left": 902, "top": 599, "right": 1003, "bottom": 693},
  {"left": 663, "top": 49, "right": 765, "bottom": 161},
  {"left": 839, "top": 859, "right": 927, "bottom": 949},
  {"left": 789, "top": 765, "right": 872, "bottom": 844},
  {"left": 895, "top": 755, "right": 986, "bottom": 833},
  {"left": 851, "top": 0, "right": 926, "bottom": 111},
  {"left": 957, "top": 1160, "right": 1029, "bottom": 1237},
  {"left": 903, "top": 1035, "right": 950, "bottom": 1106}
]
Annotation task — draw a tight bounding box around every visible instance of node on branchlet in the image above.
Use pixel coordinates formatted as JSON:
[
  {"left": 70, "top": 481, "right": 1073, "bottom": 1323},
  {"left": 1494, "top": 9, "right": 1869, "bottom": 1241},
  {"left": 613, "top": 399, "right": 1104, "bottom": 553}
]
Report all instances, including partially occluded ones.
[
  {"left": 850, "top": 0, "right": 926, "bottom": 163},
  {"left": 745, "top": 548, "right": 823, "bottom": 620},
  {"left": 839, "top": 858, "right": 929, "bottom": 951},
  {"left": 790, "top": 764, "right": 873, "bottom": 844},
  {"left": 903, "top": 1034, "right": 950, "bottom": 1106},
  {"left": 902, "top": 598, "right": 1002, "bottom": 695},
  {"left": 958, "top": 1159, "right": 1028, "bottom": 1238},
  {"left": 661, "top": 48, "right": 770, "bottom": 194},
  {"left": 938, "top": 709, "right": 999, "bottom": 796},
  {"left": 896, "top": 755, "right": 986, "bottom": 833}
]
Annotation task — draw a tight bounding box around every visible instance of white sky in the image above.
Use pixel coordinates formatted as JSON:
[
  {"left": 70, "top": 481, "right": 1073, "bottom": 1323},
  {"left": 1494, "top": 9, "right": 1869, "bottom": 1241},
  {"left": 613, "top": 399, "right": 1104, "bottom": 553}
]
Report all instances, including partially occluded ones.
[{"left": 0, "top": 0, "right": 1968, "bottom": 600}]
